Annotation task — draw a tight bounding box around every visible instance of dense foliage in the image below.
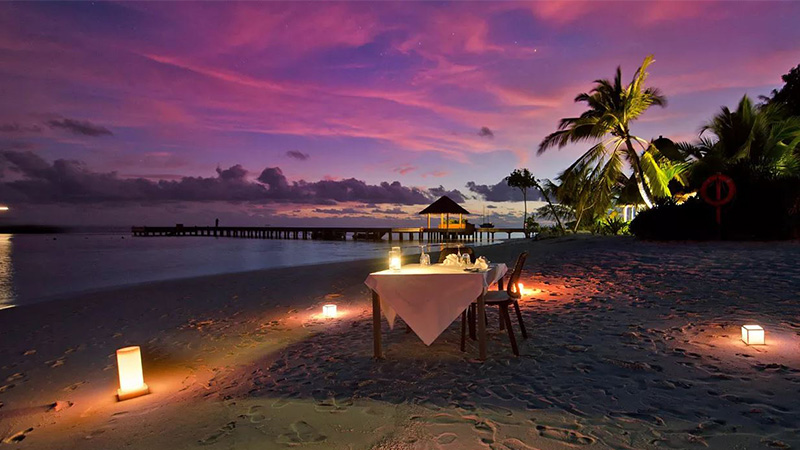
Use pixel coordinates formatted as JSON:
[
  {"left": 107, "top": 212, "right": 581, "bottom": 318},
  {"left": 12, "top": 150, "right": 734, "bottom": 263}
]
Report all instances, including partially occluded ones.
[
  {"left": 762, "top": 63, "right": 800, "bottom": 118},
  {"left": 529, "top": 58, "right": 799, "bottom": 240},
  {"left": 631, "top": 93, "right": 800, "bottom": 240}
]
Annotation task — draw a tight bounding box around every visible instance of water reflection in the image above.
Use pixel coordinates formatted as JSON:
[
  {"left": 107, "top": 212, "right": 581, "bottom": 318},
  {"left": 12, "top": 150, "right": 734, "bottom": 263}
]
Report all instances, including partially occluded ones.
[{"left": 0, "top": 234, "right": 14, "bottom": 309}]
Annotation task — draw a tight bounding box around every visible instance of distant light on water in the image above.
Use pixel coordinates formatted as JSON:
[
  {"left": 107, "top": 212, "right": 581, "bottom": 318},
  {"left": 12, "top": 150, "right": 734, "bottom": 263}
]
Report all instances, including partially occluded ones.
[
  {"left": 0, "top": 235, "right": 13, "bottom": 309},
  {"left": 0, "top": 206, "right": 9, "bottom": 211}
]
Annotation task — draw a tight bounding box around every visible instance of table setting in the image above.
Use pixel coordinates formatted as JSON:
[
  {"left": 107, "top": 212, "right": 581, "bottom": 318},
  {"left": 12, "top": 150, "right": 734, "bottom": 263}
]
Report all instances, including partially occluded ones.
[{"left": 364, "top": 246, "right": 507, "bottom": 360}]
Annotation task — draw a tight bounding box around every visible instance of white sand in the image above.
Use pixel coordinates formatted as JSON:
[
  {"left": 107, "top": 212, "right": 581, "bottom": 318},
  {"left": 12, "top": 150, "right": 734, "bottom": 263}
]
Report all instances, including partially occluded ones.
[{"left": 1, "top": 236, "right": 799, "bottom": 449}]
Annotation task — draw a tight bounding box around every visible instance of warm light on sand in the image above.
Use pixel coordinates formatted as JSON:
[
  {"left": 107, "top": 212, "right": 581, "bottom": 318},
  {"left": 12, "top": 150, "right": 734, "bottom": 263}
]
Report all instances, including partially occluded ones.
[
  {"left": 516, "top": 283, "right": 538, "bottom": 296},
  {"left": 116, "top": 346, "right": 149, "bottom": 400},
  {"left": 323, "top": 304, "right": 337, "bottom": 318},
  {"left": 741, "top": 325, "right": 765, "bottom": 345}
]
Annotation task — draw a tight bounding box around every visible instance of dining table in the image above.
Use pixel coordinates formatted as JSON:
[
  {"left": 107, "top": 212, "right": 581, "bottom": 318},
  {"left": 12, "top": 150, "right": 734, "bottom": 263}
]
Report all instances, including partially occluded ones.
[{"left": 364, "top": 262, "right": 508, "bottom": 360}]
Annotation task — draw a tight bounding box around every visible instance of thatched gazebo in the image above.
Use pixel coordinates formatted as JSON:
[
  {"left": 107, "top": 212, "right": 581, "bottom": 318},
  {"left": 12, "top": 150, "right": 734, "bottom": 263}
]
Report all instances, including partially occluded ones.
[{"left": 418, "top": 195, "right": 471, "bottom": 229}]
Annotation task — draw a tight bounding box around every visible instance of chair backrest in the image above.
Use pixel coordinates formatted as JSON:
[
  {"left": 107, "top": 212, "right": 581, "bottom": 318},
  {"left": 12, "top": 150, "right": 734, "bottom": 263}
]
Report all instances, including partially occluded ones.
[
  {"left": 506, "top": 252, "right": 528, "bottom": 299},
  {"left": 437, "top": 246, "right": 476, "bottom": 263}
]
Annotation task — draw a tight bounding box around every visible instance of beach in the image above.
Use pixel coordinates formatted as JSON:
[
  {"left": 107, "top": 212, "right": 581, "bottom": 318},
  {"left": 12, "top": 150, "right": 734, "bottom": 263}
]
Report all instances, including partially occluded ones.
[{"left": 1, "top": 236, "right": 799, "bottom": 449}]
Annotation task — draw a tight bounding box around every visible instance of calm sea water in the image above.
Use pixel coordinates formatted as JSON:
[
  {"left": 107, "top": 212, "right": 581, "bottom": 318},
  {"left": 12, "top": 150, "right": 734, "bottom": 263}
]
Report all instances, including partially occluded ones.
[{"left": 0, "top": 232, "right": 519, "bottom": 309}]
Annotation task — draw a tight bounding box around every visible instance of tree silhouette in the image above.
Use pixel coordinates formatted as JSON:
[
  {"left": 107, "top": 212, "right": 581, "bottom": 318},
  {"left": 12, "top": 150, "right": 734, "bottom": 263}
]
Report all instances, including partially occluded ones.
[
  {"left": 538, "top": 55, "right": 674, "bottom": 208},
  {"left": 506, "top": 168, "right": 564, "bottom": 233}
]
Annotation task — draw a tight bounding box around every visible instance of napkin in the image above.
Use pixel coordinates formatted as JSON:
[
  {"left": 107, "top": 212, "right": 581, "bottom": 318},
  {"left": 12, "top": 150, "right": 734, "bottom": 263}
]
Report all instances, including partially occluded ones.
[
  {"left": 443, "top": 253, "right": 460, "bottom": 266},
  {"left": 473, "top": 257, "right": 489, "bottom": 270}
]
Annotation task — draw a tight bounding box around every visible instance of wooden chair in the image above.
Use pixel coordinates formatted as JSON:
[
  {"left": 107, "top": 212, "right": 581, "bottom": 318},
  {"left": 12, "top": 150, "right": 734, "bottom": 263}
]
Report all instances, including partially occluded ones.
[
  {"left": 460, "top": 252, "right": 529, "bottom": 356},
  {"left": 438, "top": 246, "right": 476, "bottom": 264}
]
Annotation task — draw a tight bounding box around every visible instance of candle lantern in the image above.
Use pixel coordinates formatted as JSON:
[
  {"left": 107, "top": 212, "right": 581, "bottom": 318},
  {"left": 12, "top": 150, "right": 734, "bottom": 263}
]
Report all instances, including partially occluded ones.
[
  {"left": 323, "top": 304, "right": 337, "bottom": 318},
  {"left": 116, "top": 346, "right": 150, "bottom": 401},
  {"left": 389, "top": 247, "right": 402, "bottom": 271},
  {"left": 741, "top": 325, "right": 765, "bottom": 345}
]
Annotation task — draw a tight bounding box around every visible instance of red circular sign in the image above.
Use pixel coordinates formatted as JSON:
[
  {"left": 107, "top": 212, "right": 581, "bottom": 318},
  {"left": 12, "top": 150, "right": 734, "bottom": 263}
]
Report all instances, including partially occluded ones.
[{"left": 700, "top": 174, "right": 736, "bottom": 207}]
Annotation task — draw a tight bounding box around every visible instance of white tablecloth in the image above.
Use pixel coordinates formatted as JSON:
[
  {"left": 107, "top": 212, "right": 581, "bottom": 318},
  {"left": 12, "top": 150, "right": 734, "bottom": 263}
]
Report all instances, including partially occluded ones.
[{"left": 364, "top": 263, "right": 507, "bottom": 346}]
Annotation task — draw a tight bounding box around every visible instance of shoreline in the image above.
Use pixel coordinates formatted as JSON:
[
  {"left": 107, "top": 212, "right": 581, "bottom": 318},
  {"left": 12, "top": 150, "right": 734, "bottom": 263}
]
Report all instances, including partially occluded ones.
[
  {"left": 2, "top": 233, "right": 526, "bottom": 309},
  {"left": 1, "top": 236, "right": 799, "bottom": 449}
]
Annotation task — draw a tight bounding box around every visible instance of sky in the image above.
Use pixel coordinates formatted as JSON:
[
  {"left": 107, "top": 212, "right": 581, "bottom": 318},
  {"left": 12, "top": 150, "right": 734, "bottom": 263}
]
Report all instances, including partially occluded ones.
[{"left": 0, "top": 1, "right": 798, "bottom": 227}]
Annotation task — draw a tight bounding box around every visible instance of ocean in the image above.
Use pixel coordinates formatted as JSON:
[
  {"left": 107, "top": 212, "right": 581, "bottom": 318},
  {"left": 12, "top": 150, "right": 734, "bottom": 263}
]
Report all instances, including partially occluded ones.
[{"left": 0, "top": 231, "right": 520, "bottom": 309}]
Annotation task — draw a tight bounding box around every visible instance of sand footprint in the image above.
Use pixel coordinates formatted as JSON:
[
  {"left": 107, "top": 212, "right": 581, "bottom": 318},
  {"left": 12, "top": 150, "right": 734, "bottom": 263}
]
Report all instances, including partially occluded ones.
[
  {"left": 500, "top": 438, "right": 541, "bottom": 450},
  {"left": 198, "top": 421, "right": 236, "bottom": 446},
  {"left": 272, "top": 397, "right": 291, "bottom": 408},
  {"left": 435, "top": 433, "right": 457, "bottom": 444},
  {"left": 275, "top": 421, "right": 327, "bottom": 446},
  {"left": 535, "top": 425, "right": 594, "bottom": 445},
  {"left": 246, "top": 405, "right": 267, "bottom": 423},
  {"left": 3, "top": 428, "right": 33, "bottom": 443}
]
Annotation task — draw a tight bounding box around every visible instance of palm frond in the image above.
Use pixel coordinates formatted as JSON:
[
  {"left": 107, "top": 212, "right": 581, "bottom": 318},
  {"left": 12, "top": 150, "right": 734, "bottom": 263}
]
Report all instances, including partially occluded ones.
[{"left": 639, "top": 150, "right": 671, "bottom": 198}]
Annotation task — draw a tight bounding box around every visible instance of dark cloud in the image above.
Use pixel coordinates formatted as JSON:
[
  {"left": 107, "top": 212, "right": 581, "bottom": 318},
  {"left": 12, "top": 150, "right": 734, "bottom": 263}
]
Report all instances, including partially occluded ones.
[
  {"left": 371, "top": 207, "right": 408, "bottom": 215},
  {"left": 286, "top": 150, "right": 310, "bottom": 161},
  {"left": 2, "top": 141, "right": 36, "bottom": 150},
  {"left": 0, "top": 123, "right": 42, "bottom": 134},
  {"left": 486, "top": 205, "right": 497, "bottom": 209},
  {"left": 428, "top": 185, "right": 467, "bottom": 202},
  {"left": 312, "top": 207, "right": 363, "bottom": 215},
  {"left": 46, "top": 118, "right": 112, "bottom": 137},
  {"left": 478, "top": 126, "right": 494, "bottom": 138},
  {"left": 0, "top": 151, "right": 453, "bottom": 206},
  {"left": 393, "top": 165, "right": 416, "bottom": 175},
  {"left": 257, "top": 166, "right": 442, "bottom": 205},
  {"left": 466, "top": 180, "right": 544, "bottom": 202}
]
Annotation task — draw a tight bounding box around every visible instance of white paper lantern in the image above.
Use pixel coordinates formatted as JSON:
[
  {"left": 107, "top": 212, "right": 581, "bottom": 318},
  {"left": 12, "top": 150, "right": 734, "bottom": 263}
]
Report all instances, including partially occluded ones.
[
  {"left": 323, "top": 304, "right": 337, "bottom": 318},
  {"left": 116, "top": 346, "right": 150, "bottom": 400},
  {"left": 389, "top": 247, "right": 402, "bottom": 271},
  {"left": 741, "top": 325, "right": 765, "bottom": 345}
]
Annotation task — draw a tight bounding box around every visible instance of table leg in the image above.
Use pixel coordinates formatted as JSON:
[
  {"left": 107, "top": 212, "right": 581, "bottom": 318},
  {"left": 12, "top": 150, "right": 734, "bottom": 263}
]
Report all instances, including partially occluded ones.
[
  {"left": 372, "top": 290, "right": 383, "bottom": 359},
  {"left": 477, "top": 292, "right": 486, "bottom": 360}
]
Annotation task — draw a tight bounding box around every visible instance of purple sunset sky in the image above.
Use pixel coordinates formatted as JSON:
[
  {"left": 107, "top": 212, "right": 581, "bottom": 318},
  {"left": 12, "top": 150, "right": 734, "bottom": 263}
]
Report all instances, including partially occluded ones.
[{"left": 0, "top": 1, "right": 798, "bottom": 227}]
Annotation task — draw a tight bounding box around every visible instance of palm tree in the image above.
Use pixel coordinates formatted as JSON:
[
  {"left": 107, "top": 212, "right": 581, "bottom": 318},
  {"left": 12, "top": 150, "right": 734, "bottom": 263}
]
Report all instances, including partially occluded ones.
[
  {"left": 553, "top": 161, "right": 617, "bottom": 232},
  {"left": 699, "top": 96, "right": 800, "bottom": 178},
  {"left": 538, "top": 55, "right": 673, "bottom": 209},
  {"left": 505, "top": 168, "right": 564, "bottom": 233}
]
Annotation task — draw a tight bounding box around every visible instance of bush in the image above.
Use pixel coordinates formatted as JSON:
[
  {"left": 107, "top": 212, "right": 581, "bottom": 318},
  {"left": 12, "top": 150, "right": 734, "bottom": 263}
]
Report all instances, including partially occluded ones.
[
  {"left": 629, "top": 199, "right": 717, "bottom": 240},
  {"left": 599, "top": 217, "right": 630, "bottom": 236},
  {"left": 630, "top": 175, "right": 800, "bottom": 240},
  {"left": 534, "top": 224, "right": 566, "bottom": 239}
]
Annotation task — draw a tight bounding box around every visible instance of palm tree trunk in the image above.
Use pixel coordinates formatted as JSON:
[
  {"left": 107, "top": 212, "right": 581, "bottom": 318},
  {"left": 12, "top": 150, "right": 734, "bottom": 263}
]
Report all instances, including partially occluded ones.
[
  {"left": 625, "top": 138, "right": 654, "bottom": 208},
  {"left": 537, "top": 183, "right": 565, "bottom": 233},
  {"left": 521, "top": 190, "right": 528, "bottom": 234},
  {"left": 573, "top": 208, "right": 583, "bottom": 233}
]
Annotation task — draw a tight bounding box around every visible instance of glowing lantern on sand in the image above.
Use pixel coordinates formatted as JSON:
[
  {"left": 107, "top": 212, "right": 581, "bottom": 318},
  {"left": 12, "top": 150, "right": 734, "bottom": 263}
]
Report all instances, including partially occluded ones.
[
  {"left": 741, "top": 325, "right": 765, "bottom": 345},
  {"left": 323, "top": 304, "right": 337, "bottom": 318},
  {"left": 389, "top": 247, "right": 402, "bottom": 271},
  {"left": 116, "top": 346, "right": 149, "bottom": 400}
]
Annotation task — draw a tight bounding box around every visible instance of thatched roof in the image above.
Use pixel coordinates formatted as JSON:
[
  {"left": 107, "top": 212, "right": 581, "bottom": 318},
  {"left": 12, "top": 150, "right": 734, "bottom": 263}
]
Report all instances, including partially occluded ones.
[{"left": 418, "top": 196, "right": 471, "bottom": 215}]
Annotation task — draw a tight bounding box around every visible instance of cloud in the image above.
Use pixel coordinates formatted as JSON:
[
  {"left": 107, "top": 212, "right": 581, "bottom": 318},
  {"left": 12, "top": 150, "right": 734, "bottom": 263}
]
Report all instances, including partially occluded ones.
[
  {"left": 312, "top": 207, "right": 363, "bottom": 215},
  {"left": 427, "top": 185, "right": 467, "bottom": 203},
  {"left": 257, "top": 166, "right": 444, "bottom": 205},
  {"left": 466, "top": 179, "right": 544, "bottom": 202},
  {"left": 1, "top": 151, "right": 451, "bottom": 206},
  {"left": 286, "top": 150, "right": 310, "bottom": 161},
  {"left": 393, "top": 165, "right": 416, "bottom": 175},
  {"left": 478, "top": 126, "right": 494, "bottom": 138},
  {"left": 46, "top": 118, "right": 112, "bottom": 137},
  {"left": 0, "top": 123, "right": 42, "bottom": 134},
  {"left": 371, "top": 207, "right": 408, "bottom": 215}
]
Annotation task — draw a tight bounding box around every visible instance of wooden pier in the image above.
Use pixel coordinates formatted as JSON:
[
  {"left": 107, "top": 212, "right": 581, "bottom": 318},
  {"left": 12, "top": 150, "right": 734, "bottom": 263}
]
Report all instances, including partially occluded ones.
[{"left": 131, "top": 225, "right": 525, "bottom": 242}]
